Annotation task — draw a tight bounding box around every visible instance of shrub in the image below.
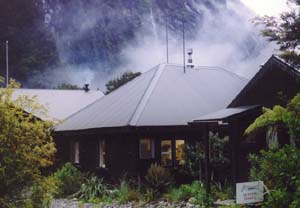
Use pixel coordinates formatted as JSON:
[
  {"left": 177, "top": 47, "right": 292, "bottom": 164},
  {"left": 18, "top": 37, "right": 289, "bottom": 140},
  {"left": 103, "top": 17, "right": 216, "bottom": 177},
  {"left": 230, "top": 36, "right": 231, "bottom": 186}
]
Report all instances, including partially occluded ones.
[
  {"left": 30, "top": 176, "right": 59, "bottom": 207},
  {"left": 0, "top": 81, "right": 56, "bottom": 207},
  {"left": 78, "top": 175, "right": 108, "bottom": 201},
  {"left": 115, "top": 177, "right": 140, "bottom": 204},
  {"left": 211, "top": 181, "right": 234, "bottom": 201},
  {"left": 249, "top": 145, "right": 300, "bottom": 207},
  {"left": 117, "top": 181, "right": 130, "bottom": 204},
  {"left": 53, "top": 163, "right": 82, "bottom": 197},
  {"left": 145, "top": 163, "right": 174, "bottom": 196},
  {"left": 165, "top": 181, "right": 207, "bottom": 205}
]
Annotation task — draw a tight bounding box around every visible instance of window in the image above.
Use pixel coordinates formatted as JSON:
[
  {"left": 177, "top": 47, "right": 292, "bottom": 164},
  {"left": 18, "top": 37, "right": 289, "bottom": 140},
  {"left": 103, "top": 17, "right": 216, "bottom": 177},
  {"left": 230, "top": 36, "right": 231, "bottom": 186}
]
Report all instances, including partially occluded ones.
[
  {"left": 161, "top": 140, "right": 172, "bottom": 166},
  {"left": 175, "top": 140, "right": 185, "bottom": 165},
  {"left": 266, "top": 126, "right": 279, "bottom": 149},
  {"left": 70, "top": 141, "right": 80, "bottom": 164},
  {"left": 161, "top": 139, "right": 185, "bottom": 166},
  {"left": 99, "top": 139, "right": 106, "bottom": 168},
  {"left": 139, "top": 139, "right": 155, "bottom": 159}
]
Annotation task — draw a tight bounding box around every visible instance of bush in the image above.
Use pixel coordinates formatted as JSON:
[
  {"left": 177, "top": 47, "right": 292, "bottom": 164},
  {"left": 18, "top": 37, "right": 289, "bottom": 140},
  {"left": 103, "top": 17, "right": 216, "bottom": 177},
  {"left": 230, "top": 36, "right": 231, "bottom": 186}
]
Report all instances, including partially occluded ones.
[
  {"left": 145, "top": 163, "right": 174, "bottom": 196},
  {"left": 165, "top": 181, "right": 208, "bottom": 206},
  {"left": 0, "top": 81, "right": 56, "bottom": 207},
  {"left": 53, "top": 163, "right": 83, "bottom": 197},
  {"left": 117, "top": 180, "right": 130, "bottom": 204},
  {"left": 249, "top": 145, "right": 300, "bottom": 207},
  {"left": 30, "top": 176, "right": 59, "bottom": 207},
  {"left": 211, "top": 181, "right": 234, "bottom": 201},
  {"left": 78, "top": 175, "right": 108, "bottom": 201}
]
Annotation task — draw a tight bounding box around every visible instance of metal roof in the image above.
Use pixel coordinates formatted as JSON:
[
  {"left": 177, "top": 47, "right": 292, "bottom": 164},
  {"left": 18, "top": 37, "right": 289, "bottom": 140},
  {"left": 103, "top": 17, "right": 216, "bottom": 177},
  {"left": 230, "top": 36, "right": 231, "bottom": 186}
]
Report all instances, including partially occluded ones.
[
  {"left": 12, "top": 89, "right": 104, "bottom": 121},
  {"left": 192, "top": 105, "right": 260, "bottom": 123},
  {"left": 55, "top": 64, "right": 249, "bottom": 131}
]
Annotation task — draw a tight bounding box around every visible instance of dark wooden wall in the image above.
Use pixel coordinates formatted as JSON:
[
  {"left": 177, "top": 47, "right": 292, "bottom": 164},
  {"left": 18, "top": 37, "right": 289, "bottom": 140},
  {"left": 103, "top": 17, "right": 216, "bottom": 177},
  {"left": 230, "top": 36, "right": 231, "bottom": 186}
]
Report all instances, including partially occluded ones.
[
  {"left": 54, "top": 127, "right": 202, "bottom": 180},
  {"left": 230, "top": 58, "right": 300, "bottom": 108}
]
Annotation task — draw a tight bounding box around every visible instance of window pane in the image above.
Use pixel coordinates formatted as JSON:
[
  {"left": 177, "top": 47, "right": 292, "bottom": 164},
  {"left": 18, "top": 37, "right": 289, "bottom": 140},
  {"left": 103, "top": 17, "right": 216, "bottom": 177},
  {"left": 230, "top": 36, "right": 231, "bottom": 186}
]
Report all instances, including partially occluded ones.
[
  {"left": 266, "top": 126, "right": 279, "bottom": 149},
  {"left": 70, "top": 141, "right": 80, "bottom": 164},
  {"left": 140, "top": 139, "right": 154, "bottom": 159},
  {"left": 161, "top": 140, "right": 172, "bottom": 166},
  {"left": 176, "top": 140, "right": 185, "bottom": 165},
  {"left": 99, "top": 140, "right": 106, "bottom": 168}
]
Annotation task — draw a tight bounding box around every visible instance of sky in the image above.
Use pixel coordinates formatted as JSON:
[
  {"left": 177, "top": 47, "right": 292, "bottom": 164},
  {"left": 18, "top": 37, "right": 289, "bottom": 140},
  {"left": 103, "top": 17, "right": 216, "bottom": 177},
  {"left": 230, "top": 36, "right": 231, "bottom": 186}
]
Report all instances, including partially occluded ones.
[{"left": 240, "top": 0, "right": 290, "bottom": 16}]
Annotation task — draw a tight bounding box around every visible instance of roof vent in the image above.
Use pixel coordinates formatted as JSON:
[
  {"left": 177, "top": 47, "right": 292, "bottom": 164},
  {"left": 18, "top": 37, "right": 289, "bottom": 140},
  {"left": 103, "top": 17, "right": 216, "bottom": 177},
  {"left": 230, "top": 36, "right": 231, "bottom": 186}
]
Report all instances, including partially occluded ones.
[
  {"left": 83, "top": 83, "right": 90, "bottom": 92},
  {"left": 187, "top": 48, "right": 194, "bottom": 69}
]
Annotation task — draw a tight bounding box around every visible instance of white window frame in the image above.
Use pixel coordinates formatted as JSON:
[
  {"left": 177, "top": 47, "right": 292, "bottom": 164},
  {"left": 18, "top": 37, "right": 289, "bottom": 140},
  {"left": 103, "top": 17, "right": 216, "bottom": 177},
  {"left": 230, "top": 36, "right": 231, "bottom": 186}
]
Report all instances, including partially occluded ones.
[
  {"left": 70, "top": 141, "right": 80, "bottom": 164},
  {"left": 99, "top": 139, "right": 106, "bottom": 168},
  {"left": 139, "top": 138, "right": 155, "bottom": 159},
  {"left": 161, "top": 140, "right": 173, "bottom": 166}
]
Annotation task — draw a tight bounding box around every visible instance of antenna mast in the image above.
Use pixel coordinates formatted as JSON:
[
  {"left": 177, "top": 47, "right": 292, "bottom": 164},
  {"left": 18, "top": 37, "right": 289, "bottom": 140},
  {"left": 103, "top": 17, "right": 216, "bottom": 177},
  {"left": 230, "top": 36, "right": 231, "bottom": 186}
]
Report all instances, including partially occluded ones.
[
  {"left": 6, "top": 40, "right": 9, "bottom": 87},
  {"left": 182, "top": 17, "right": 186, "bottom": 73},
  {"left": 166, "top": 16, "right": 169, "bottom": 64}
]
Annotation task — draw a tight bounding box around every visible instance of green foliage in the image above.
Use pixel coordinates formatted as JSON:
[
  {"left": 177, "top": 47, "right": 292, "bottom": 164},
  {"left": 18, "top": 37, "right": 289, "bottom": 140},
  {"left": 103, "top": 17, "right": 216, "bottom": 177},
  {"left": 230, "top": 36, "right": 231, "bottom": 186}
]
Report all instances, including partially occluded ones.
[
  {"left": 116, "top": 180, "right": 139, "bottom": 204},
  {"left": 30, "top": 176, "right": 59, "bottom": 208},
  {"left": 165, "top": 181, "right": 208, "bottom": 206},
  {"left": 249, "top": 145, "right": 300, "bottom": 207},
  {"left": 105, "top": 71, "right": 141, "bottom": 94},
  {"left": 183, "top": 133, "right": 229, "bottom": 179},
  {"left": 211, "top": 181, "right": 234, "bottom": 201},
  {"left": 54, "top": 83, "right": 81, "bottom": 90},
  {"left": 53, "top": 163, "right": 83, "bottom": 197},
  {"left": 0, "top": 79, "right": 56, "bottom": 207},
  {"left": 116, "top": 181, "right": 130, "bottom": 204},
  {"left": 246, "top": 93, "right": 300, "bottom": 146},
  {"left": 183, "top": 142, "right": 204, "bottom": 178},
  {"left": 78, "top": 176, "right": 108, "bottom": 201},
  {"left": 246, "top": 106, "right": 286, "bottom": 134},
  {"left": 255, "top": 0, "right": 300, "bottom": 67},
  {"left": 145, "top": 163, "right": 174, "bottom": 196}
]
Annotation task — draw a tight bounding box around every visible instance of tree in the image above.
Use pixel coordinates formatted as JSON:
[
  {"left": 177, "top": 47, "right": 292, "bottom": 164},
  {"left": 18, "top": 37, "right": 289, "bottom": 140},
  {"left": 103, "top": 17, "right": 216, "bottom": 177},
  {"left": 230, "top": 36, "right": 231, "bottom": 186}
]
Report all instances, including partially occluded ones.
[
  {"left": 247, "top": 93, "right": 300, "bottom": 207},
  {"left": 0, "top": 79, "right": 56, "bottom": 207},
  {"left": 105, "top": 71, "right": 141, "bottom": 94},
  {"left": 54, "top": 83, "right": 81, "bottom": 90},
  {"left": 246, "top": 93, "right": 300, "bottom": 146},
  {"left": 257, "top": 0, "right": 300, "bottom": 67},
  {"left": 249, "top": 146, "right": 300, "bottom": 207}
]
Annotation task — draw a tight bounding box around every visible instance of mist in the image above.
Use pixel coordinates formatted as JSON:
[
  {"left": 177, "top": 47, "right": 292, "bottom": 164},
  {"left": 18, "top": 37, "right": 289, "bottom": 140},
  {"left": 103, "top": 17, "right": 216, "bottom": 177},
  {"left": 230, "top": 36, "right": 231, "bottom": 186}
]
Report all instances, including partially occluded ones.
[{"left": 29, "top": 0, "right": 277, "bottom": 91}]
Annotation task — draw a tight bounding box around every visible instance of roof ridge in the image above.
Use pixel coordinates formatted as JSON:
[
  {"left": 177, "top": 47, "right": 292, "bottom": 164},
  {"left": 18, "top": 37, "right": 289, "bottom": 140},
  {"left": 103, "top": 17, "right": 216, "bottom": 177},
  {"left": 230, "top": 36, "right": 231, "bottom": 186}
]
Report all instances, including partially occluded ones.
[
  {"left": 53, "top": 93, "right": 106, "bottom": 125},
  {"left": 201, "top": 66, "right": 249, "bottom": 82},
  {"left": 128, "top": 64, "right": 166, "bottom": 126},
  {"left": 164, "top": 64, "right": 249, "bottom": 82},
  {"left": 13, "top": 88, "right": 102, "bottom": 93}
]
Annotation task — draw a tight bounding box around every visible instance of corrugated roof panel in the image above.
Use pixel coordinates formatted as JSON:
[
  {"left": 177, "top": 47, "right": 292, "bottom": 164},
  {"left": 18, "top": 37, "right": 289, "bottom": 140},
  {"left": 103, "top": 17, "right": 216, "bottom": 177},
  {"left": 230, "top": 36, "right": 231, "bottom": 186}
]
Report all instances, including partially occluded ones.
[
  {"left": 12, "top": 89, "right": 104, "bottom": 121},
  {"left": 135, "top": 65, "right": 248, "bottom": 126},
  {"left": 55, "top": 65, "right": 159, "bottom": 131},
  {"left": 192, "top": 105, "right": 260, "bottom": 122},
  {"left": 55, "top": 64, "right": 249, "bottom": 131}
]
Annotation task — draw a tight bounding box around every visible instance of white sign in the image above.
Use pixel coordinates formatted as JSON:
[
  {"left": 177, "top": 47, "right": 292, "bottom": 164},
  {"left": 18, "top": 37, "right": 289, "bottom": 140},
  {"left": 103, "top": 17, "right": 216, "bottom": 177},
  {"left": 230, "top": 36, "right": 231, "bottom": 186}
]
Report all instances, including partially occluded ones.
[{"left": 236, "top": 181, "right": 264, "bottom": 204}]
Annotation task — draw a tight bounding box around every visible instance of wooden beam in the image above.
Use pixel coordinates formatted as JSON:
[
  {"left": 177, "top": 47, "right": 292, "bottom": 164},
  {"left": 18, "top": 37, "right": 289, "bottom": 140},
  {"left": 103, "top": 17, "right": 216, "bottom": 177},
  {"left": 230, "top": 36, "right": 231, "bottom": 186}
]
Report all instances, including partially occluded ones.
[
  {"left": 230, "top": 119, "right": 239, "bottom": 192},
  {"left": 204, "top": 123, "right": 210, "bottom": 197}
]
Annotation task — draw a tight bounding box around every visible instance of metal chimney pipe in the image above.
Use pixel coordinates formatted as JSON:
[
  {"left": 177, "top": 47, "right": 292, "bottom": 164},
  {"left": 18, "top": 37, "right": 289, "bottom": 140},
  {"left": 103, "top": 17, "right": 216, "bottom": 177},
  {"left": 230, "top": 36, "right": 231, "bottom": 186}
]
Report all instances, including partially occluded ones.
[{"left": 83, "top": 83, "right": 90, "bottom": 92}]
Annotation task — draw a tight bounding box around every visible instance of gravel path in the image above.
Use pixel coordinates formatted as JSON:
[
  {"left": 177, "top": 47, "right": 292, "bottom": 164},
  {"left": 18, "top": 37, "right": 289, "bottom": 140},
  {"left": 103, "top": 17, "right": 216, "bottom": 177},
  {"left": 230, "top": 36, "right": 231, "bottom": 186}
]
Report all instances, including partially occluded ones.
[{"left": 51, "top": 198, "right": 202, "bottom": 208}]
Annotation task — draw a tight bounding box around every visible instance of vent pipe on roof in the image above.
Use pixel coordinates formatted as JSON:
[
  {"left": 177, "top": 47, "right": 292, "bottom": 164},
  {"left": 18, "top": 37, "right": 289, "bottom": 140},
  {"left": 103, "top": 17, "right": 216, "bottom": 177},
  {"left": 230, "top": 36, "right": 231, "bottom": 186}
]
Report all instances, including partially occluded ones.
[
  {"left": 83, "top": 83, "right": 90, "bottom": 92},
  {"left": 187, "top": 48, "right": 194, "bottom": 69}
]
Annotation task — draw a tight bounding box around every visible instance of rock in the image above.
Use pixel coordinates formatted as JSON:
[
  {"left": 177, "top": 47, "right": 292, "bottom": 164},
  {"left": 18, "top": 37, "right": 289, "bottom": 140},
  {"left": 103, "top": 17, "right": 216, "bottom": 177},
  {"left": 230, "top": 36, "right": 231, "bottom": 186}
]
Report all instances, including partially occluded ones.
[{"left": 188, "top": 197, "right": 197, "bottom": 204}]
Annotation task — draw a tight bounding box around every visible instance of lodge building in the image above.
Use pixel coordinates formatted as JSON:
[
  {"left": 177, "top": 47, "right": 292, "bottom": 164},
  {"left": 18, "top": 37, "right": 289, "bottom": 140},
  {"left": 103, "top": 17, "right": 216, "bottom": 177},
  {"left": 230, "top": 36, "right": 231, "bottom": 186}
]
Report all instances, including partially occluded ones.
[{"left": 54, "top": 56, "right": 300, "bottom": 186}]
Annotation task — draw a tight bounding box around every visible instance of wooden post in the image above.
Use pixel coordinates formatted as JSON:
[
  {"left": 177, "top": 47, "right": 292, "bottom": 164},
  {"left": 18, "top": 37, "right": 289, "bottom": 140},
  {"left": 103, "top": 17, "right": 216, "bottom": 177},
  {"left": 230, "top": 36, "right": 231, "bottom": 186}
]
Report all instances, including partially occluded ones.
[
  {"left": 204, "top": 124, "right": 210, "bottom": 197},
  {"left": 230, "top": 119, "right": 239, "bottom": 192}
]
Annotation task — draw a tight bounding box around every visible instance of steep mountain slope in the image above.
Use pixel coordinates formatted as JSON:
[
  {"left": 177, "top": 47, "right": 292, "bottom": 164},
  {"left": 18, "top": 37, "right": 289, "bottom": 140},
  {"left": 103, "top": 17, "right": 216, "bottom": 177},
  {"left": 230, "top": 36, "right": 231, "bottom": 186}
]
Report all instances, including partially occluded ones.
[{"left": 0, "top": 0, "right": 272, "bottom": 88}]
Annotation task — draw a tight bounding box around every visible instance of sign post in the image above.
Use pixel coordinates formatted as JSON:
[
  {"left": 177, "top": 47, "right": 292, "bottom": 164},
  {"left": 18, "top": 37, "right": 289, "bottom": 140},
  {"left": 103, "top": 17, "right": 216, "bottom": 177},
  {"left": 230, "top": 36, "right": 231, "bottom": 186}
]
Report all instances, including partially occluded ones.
[{"left": 236, "top": 181, "right": 264, "bottom": 205}]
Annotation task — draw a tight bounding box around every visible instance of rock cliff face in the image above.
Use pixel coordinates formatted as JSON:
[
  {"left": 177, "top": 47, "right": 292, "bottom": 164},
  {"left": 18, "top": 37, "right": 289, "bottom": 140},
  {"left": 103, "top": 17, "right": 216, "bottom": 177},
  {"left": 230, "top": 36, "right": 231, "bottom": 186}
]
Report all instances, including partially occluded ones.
[
  {"left": 43, "top": 0, "right": 228, "bottom": 67},
  {"left": 0, "top": 0, "right": 271, "bottom": 88}
]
